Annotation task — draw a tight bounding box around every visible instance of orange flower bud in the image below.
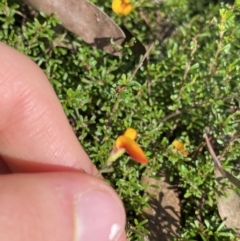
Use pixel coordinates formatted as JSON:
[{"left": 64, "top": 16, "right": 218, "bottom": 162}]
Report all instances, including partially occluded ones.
[
  {"left": 172, "top": 140, "right": 189, "bottom": 157},
  {"left": 112, "top": 0, "right": 134, "bottom": 15},
  {"left": 106, "top": 128, "right": 148, "bottom": 166},
  {"left": 172, "top": 140, "right": 184, "bottom": 151},
  {"left": 116, "top": 135, "right": 148, "bottom": 164}
]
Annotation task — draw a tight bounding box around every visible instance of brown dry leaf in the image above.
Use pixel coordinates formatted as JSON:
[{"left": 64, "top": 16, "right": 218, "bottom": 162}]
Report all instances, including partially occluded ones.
[
  {"left": 23, "top": 0, "right": 125, "bottom": 55},
  {"left": 215, "top": 167, "right": 240, "bottom": 235},
  {"left": 204, "top": 133, "right": 240, "bottom": 235},
  {"left": 141, "top": 171, "right": 180, "bottom": 241}
]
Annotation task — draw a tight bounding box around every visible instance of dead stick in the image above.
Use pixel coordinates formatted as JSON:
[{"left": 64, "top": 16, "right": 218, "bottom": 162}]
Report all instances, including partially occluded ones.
[{"left": 203, "top": 133, "right": 224, "bottom": 174}]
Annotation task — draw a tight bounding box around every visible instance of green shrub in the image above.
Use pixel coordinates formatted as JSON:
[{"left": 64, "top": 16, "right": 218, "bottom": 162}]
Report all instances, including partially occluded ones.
[{"left": 1, "top": 0, "right": 240, "bottom": 240}]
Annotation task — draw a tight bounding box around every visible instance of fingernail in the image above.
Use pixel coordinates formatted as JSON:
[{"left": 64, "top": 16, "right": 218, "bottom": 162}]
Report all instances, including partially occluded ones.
[{"left": 74, "top": 188, "right": 125, "bottom": 241}]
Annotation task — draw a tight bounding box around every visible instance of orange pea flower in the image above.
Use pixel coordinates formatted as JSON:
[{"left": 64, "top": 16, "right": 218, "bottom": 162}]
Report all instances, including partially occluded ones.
[
  {"left": 112, "top": 0, "right": 134, "bottom": 15},
  {"left": 172, "top": 140, "right": 189, "bottom": 157},
  {"left": 106, "top": 128, "right": 148, "bottom": 166}
]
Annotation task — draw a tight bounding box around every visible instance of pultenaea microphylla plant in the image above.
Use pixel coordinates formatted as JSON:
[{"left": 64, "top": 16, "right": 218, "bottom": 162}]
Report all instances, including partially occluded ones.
[
  {"left": 112, "top": 0, "right": 134, "bottom": 15},
  {"left": 3, "top": 1, "right": 240, "bottom": 239},
  {"left": 105, "top": 128, "right": 148, "bottom": 167}
]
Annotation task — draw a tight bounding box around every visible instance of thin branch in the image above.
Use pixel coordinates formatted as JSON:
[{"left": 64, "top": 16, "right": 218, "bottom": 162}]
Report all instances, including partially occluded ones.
[
  {"left": 218, "top": 134, "right": 240, "bottom": 161},
  {"left": 160, "top": 109, "right": 182, "bottom": 122},
  {"left": 203, "top": 132, "right": 225, "bottom": 175},
  {"left": 129, "top": 41, "right": 156, "bottom": 82}
]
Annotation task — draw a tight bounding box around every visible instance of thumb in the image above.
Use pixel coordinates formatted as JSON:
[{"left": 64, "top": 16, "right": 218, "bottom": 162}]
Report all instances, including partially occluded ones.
[{"left": 0, "top": 172, "right": 126, "bottom": 241}]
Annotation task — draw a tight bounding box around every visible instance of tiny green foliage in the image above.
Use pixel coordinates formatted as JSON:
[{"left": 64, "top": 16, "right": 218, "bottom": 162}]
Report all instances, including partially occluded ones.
[{"left": 1, "top": 0, "right": 240, "bottom": 240}]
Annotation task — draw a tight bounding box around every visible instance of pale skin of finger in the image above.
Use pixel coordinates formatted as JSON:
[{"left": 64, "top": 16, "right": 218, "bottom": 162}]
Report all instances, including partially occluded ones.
[
  {"left": 0, "top": 42, "right": 97, "bottom": 175},
  {"left": 0, "top": 42, "right": 127, "bottom": 240},
  {"left": 0, "top": 172, "right": 126, "bottom": 241}
]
